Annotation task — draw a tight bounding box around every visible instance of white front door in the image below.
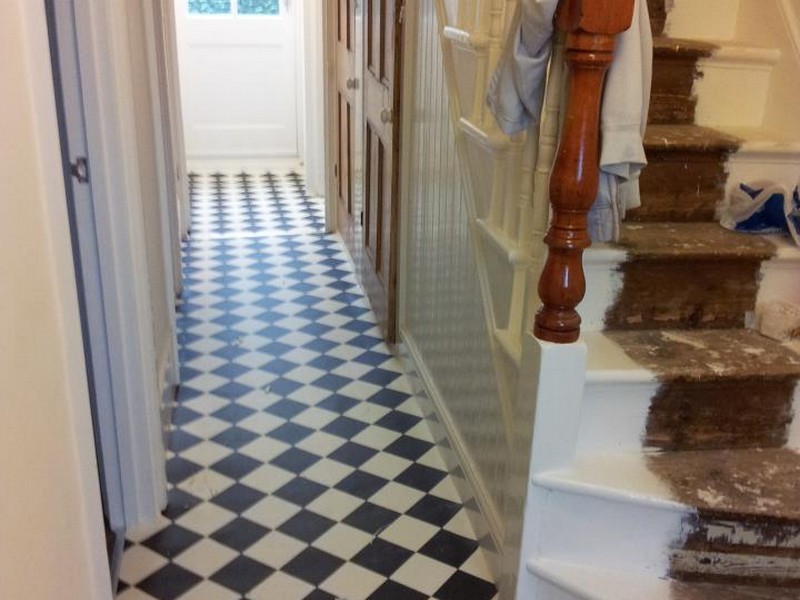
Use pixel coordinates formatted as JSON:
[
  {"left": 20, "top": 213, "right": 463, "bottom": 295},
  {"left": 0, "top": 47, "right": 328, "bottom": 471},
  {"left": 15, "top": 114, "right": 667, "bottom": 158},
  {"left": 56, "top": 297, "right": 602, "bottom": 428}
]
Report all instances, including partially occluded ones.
[{"left": 176, "top": 0, "right": 298, "bottom": 158}]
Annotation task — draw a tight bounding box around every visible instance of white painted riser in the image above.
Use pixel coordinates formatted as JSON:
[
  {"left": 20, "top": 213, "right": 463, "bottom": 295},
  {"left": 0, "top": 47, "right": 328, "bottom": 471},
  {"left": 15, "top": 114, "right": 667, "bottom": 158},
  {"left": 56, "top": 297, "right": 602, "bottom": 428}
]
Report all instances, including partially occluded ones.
[
  {"left": 576, "top": 380, "right": 659, "bottom": 455},
  {"left": 726, "top": 146, "right": 800, "bottom": 201},
  {"left": 667, "top": 0, "right": 741, "bottom": 41},
  {"left": 526, "top": 576, "right": 588, "bottom": 600},
  {"left": 695, "top": 47, "right": 780, "bottom": 129},
  {"left": 526, "top": 559, "right": 690, "bottom": 600},
  {"left": 525, "top": 484, "right": 685, "bottom": 579},
  {"left": 580, "top": 249, "right": 625, "bottom": 332}
]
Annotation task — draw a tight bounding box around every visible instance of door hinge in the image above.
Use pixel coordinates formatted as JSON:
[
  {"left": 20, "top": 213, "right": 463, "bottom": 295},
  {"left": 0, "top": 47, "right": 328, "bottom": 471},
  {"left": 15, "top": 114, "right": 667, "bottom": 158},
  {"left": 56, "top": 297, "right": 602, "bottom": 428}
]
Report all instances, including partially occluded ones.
[
  {"left": 360, "top": 210, "right": 364, "bottom": 226},
  {"left": 334, "top": 163, "right": 339, "bottom": 178},
  {"left": 70, "top": 157, "right": 90, "bottom": 184}
]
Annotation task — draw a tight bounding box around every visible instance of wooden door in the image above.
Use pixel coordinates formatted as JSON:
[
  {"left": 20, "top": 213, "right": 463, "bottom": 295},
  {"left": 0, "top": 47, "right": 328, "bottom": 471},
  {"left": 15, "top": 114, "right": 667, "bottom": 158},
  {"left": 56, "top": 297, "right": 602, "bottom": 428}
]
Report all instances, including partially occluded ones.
[
  {"left": 335, "top": 0, "right": 357, "bottom": 250},
  {"left": 362, "top": 0, "right": 403, "bottom": 342}
]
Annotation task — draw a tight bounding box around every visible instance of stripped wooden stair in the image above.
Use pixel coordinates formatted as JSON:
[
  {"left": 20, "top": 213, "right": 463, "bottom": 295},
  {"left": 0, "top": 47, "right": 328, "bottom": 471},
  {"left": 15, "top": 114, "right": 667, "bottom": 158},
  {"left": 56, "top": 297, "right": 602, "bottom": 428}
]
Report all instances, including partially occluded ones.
[{"left": 602, "top": 0, "right": 800, "bottom": 593}]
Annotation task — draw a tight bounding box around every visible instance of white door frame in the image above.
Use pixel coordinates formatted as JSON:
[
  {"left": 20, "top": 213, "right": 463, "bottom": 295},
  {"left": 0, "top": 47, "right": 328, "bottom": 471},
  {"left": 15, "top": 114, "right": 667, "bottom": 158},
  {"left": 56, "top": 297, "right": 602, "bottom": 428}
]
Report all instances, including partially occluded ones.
[
  {"left": 298, "top": 1, "right": 328, "bottom": 198},
  {"left": 68, "top": 0, "right": 169, "bottom": 529},
  {"left": 322, "top": 0, "right": 338, "bottom": 233},
  {"left": 17, "top": 2, "right": 112, "bottom": 596}
]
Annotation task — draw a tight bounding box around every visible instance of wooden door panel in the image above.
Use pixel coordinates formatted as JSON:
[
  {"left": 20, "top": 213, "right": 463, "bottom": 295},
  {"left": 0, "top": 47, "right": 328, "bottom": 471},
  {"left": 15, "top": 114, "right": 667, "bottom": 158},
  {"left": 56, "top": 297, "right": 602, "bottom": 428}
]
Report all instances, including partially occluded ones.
[
  {"left": 382, "top": 0, "right": 394, "bottom": 84},
  {"left": 335, "top": 0, "right": 356, "bottom": 251},
  {"left": 360, "top": 0, "right": 401, "bottom": 342},
  {"left": 337, "top": 0, "right": 352, "bottom": 49},
  {"left": 364, "top": 125, "right": 384, "bottom": 273},
  {"left": 336, "top": 93, "right": 353, "bottom": 215}
]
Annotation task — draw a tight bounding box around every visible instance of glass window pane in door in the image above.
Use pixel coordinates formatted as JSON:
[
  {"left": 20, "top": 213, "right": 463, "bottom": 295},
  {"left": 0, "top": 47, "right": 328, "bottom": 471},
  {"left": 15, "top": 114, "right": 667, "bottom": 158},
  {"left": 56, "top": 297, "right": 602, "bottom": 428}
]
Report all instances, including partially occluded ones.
[
  {"left": 238, "top": 0, "right": 280, "bottom": 15},
  {"left": 188, "top": 0, "right": 232, "bottom": 14}
]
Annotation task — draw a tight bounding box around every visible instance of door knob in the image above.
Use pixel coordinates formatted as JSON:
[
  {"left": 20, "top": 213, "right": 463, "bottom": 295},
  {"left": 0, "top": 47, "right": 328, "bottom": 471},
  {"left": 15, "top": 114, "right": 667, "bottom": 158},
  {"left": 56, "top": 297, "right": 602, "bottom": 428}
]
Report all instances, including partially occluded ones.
[
  {"left": 380, "top": 109, "right": 393, "bottom": 124},
  {"left": 346, "top": 78, "right": 359, "bottom": 90}
]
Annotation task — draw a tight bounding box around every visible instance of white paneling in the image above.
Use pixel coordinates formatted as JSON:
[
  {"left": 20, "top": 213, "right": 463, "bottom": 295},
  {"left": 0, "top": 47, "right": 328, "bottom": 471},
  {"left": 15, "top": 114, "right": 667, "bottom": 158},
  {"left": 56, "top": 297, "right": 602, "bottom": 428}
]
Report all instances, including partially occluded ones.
[{"left": 402, "top": 0, "right": 507, "bottom": 516}]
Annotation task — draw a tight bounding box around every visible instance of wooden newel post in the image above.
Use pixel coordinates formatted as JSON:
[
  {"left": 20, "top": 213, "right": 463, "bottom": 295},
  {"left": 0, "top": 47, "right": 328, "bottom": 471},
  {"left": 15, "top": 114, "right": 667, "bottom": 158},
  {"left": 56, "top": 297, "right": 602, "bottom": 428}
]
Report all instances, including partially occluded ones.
[{"left": 533, "top": 0, "right": 635, "bottom": 344}]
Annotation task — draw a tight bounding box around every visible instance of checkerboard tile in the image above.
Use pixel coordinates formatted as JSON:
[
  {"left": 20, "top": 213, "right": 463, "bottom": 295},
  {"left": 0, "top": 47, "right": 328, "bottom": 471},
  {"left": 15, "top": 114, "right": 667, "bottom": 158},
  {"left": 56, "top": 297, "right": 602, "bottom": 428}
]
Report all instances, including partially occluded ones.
[{"left": 118, "top": 169, "right": 498, "bottom": 600}]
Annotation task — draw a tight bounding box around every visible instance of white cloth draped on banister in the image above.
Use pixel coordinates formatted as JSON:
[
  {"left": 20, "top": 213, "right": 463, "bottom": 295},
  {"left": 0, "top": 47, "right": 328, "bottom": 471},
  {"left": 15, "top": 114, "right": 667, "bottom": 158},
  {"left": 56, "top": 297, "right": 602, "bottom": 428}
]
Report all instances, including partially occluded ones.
[{"left": 486, "top": 0, "right": 653, "bottom": 243}]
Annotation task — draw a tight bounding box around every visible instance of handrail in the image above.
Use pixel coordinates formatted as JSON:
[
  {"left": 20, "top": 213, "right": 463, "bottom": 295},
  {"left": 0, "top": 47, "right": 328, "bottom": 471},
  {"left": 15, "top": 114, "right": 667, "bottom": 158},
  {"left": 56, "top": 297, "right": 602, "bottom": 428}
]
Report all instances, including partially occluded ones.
[{"left": 533, "top": 0, "right": 636, "bottom": 344}]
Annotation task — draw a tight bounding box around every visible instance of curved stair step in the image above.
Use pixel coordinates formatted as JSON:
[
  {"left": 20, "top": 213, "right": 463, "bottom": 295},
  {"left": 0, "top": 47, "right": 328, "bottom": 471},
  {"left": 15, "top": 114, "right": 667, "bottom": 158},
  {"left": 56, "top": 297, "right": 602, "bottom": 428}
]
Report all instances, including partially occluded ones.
[
  {"left": 535, "top": 450, "right": 800, "bottom": 587},
  {"left": 529, "top": 558, "right": 799, "bottom": 600}
]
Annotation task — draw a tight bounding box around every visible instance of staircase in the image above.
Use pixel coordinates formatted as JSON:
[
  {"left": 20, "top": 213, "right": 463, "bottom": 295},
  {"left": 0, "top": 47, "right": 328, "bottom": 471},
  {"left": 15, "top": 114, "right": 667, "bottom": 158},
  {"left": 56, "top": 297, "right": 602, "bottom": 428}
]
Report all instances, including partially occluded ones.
[{"left": 520, "top": 0, "right": 800, "bottom": 598}]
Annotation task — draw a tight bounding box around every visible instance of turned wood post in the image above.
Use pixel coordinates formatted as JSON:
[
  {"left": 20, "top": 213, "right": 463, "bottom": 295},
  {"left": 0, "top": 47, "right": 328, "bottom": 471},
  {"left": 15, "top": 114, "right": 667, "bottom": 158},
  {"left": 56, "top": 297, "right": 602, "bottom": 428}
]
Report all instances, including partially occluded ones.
[{"left": 534, "top": 0, "right": 636, "bottom": 343}]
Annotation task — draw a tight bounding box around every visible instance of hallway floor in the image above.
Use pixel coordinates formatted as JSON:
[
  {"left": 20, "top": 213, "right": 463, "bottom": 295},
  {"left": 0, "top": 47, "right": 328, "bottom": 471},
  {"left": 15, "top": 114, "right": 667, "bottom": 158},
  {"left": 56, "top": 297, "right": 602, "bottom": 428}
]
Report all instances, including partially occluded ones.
[{"left": 117, "top": 169, "right": 498, "bottom": 600}]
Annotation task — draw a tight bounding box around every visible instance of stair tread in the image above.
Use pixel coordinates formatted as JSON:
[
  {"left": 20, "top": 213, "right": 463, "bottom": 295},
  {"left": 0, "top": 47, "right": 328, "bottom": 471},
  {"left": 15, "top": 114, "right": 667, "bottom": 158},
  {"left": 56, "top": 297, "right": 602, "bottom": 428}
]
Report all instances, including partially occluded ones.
[
  {"left": 649, "top": 447, "right": 800, "bottom": 520},
  {"left": 619, "top": 222, "right": 776, "bottom": 259},
  {"left": 653, "top": 36, "right": 718, "bottom": 57},
  {"left": 602, "top": 329, "right": 800, "bottom": 381},
  {"left": 653, "top": 36, "right": 780, "bottom": 58},
  {"left": 645, "top": 124, "right": 741, "bottom": 152},
  {"left": 530, "top": 558, "right": 798, "bottom": 600},
  {"left": 537, "top": 449, "right": 800, "bottom": 522}
]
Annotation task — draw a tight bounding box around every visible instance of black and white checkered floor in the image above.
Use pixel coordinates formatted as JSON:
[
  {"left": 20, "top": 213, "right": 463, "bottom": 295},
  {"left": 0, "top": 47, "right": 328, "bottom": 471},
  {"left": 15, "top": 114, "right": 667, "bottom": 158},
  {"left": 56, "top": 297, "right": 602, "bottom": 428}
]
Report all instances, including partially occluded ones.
[{"left": 117, "top": 169, "right": 499, "bottom": 600}]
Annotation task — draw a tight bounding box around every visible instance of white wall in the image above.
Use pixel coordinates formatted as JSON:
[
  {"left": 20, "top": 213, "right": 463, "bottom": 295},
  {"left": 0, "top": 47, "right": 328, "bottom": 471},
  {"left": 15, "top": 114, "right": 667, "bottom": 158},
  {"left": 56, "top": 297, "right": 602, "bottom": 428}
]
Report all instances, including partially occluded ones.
[
  {"left": 0, "top": 1, "right": 112, "bottom": 598},
  {"left": 734, "top": 0, "right": 800, "bottom": 138},
  {"left": 401, "top": 0, "right": 508, "bottom": 545}
]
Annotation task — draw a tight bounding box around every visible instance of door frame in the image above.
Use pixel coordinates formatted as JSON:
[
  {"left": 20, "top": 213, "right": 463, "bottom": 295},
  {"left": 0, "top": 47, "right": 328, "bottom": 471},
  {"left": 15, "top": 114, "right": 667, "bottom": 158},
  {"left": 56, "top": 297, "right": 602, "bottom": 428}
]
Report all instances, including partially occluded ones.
[
  {"left": 53, "top": 0, "right": 171, "bottom": 529},
  {"left": 298, "top": 0, "right": 329, "bottom": 198},
  {"left": 16, "top": 1, "right": 112, "bottom": 596},
  {"left": 323, "top": 0, "right": 339, "bottom": 233}
]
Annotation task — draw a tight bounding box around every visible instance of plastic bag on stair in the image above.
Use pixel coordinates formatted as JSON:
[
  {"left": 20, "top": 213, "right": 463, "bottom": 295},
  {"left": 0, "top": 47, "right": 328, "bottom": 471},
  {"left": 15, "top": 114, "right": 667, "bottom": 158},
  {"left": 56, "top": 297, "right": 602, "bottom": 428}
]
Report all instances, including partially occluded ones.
[
  {"left": 720, "top": 180, "right": 800, "bottom": 247},
  {"left": 788, "top": 184, "right": 800, "bottom": 246}
]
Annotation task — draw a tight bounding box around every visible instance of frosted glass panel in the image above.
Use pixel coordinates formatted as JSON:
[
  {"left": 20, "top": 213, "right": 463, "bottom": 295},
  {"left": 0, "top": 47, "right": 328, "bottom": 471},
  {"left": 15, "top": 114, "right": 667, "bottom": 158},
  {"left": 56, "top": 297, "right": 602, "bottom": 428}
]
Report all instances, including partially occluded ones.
[
  {"left": 189, "top": 0, "right": 232, "bottom": 14},
  {"left": 238, "top": 0, "right": 280, "bottom": 15}
]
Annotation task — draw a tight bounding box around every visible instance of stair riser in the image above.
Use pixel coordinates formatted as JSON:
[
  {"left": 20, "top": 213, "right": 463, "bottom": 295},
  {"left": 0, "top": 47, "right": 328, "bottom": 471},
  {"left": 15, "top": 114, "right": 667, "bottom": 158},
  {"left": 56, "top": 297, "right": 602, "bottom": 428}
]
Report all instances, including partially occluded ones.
[
  {"left": 647, "top": 0, "right": 667, "bottom": 37},
  {"left": 649, "top": 95, "right": 699, "bottom": 127},
  {"left": 528, "top": 578, "right": 582, "bottom": 600},
  {"left": 695, "top": 53, "right": 778, "bottom": 129},
  {"left": 650, "top": 50, "right": 779, "bottom": 130},
  {"left": 726, "top": 149, "right": 800, "bottom": 203},
  {"left": 578, "top": 381, "right": 658, "bottom": 455},
  {"left": 633, "top": 150, "right": 731, "bottom": 222},
  {"left": 605, "top": 258, "right": 763, "bottom": 330},
  {"left": 645, "top": 378, "right": 796, "bottom": 451},
  {"left": 672, "top": 550, "right": 800, "bottom": 587},
  {"left": 685, "top": 515, "right": 800, "bottom": 550},
  {"left": 665, "top": 0, "right": 740, "bottom": 41},
  {"left": 650, "top": 55, "right": 706, "bottom": 126},
  {"left": 534, "top": 484, "right": 685, "bottom": 576},
  {"left": 580, "top": 378, "right": 797, "bottom": 455},
  {"left": 581, "top": 251, "right": 626, "bottom": 332}
]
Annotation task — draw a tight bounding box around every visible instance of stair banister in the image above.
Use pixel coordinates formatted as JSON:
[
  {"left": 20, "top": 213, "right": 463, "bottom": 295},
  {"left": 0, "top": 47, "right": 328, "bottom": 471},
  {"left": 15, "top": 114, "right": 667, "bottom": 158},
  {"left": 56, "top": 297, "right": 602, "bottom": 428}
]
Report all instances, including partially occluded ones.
[{"left": 533, "top": 0, "right": 636, "bottom": 343}]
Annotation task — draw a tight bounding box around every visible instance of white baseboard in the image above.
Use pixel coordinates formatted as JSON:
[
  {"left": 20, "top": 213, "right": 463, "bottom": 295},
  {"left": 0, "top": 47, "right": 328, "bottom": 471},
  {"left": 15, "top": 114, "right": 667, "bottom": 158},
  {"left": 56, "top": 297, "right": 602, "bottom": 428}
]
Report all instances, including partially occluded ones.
[{"left": 399, "top": 328, "right": 506, "bottom": 548}]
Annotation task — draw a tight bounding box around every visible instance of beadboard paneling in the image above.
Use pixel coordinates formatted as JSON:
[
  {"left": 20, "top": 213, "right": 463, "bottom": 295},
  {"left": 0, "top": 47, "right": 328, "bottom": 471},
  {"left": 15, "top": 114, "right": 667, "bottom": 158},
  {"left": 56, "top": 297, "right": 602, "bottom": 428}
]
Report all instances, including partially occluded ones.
[{"left": 402, "top": 0, "right": 507, "bottom": 517}]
